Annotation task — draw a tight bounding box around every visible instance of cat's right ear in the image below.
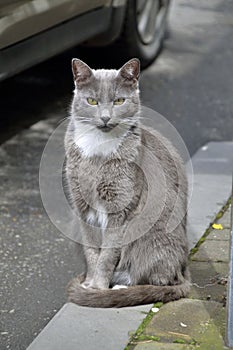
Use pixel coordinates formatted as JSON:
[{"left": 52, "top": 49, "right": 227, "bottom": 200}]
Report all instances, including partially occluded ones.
[
  {"left": 117, "top": 58, "right": 140, "bottom": 86},
  {"left": 72, "top": 59, "right": 93, "bottom": 87}
]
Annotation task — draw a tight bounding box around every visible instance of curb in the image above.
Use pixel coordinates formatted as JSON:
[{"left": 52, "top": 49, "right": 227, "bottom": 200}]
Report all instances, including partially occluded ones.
[
  {"left": 27, "top": 142, "right": 233, "bottom": 350},
  {"left": 187, "top": 141, "right": 233, "bottom": 248}
]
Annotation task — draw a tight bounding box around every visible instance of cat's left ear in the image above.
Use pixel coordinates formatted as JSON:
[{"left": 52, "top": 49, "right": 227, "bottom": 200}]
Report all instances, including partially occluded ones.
[
  {"left": 72, "top": 58, "right": 93, "bottom": 87},
  {"left": 118, "top": 58, "right": 140, "bottom": 84}
]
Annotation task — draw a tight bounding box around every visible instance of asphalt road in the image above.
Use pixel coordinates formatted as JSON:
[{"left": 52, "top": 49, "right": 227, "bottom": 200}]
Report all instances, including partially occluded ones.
[{"left": 0, "top": 1, "right": 233, "bottom": 349}]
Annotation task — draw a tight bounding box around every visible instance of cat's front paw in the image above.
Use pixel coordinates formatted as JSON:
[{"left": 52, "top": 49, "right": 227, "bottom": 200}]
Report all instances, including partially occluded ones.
[
  {"left": 81, "top": 277, "right": 93, "bottom": 289},
  {"left": 88, "top": 278, "right": 109, "bottom": 290}
]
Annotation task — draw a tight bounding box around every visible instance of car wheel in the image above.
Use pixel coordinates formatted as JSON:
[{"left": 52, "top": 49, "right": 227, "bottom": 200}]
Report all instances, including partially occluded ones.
[
  {"left": 119, "top": 0, "right": 171, "bottom": 68},
  {"left": 77, "top": 0, "right": 170, "bottom": 69}
]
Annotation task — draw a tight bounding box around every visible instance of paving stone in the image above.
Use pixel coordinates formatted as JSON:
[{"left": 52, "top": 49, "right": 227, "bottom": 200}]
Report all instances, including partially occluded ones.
[
  {"left": 26, "top": 302, "right": 152, "bottom": 350},
  {"left": 144, "top": 299, "right": 225, "bottom": 348},
  {"left": 191, "top": 240, "right": 229, "bottom": 262},
  {"left": 189, "top": 261, "right": 228, "bottom": 303},
  {"left": 133, "top": 343, "right": 195, "bottom": 349},
  {"left": 186, "top": 172, "right": 230, "bottom": 249},
  {"left": 217, "top": 208, "right": 231, "bottom": 229},
  {"left": 206, "top": 228, "right": 230, "bottom": 241},
  {"left": 186, "top": 141, "right": 233, "bottom": 249}
]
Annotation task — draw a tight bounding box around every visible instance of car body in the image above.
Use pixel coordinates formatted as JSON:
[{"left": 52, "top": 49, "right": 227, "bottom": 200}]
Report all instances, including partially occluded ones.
[{"left": 0, "top": 0, "right": 170, "bottom": 81}]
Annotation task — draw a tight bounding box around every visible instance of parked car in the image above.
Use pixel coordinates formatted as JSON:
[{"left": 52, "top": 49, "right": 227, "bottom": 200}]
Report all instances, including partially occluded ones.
[{"left": 0, "top": 0, "right": 170, "bottom": 81}]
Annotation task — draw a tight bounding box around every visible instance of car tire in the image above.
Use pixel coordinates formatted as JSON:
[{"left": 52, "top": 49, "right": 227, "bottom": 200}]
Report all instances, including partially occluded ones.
[
  {"left": 116, "top": 0, "right": 171, "bottom": 68},
  {"left": 77, "top": 0, "right": 171, "bottom": 69}
]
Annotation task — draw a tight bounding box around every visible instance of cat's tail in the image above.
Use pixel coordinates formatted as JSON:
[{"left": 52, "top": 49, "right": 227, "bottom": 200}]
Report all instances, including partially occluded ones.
[{"left": 67, "top": 275, "right": 191, "bottom": 308}]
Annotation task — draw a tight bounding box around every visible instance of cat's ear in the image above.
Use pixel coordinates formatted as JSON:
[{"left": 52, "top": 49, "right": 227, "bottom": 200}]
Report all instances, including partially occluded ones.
[
  {"left": 118, "top": 58, "right": 140, "bottom": 84},
  {"left": 72, "top": 58, "right": 93, "bottom": 86}
]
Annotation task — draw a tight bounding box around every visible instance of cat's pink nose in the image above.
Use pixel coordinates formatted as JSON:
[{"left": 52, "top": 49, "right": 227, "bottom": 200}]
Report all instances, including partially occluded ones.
[{"left": 101, "top": 116, "right": 110, "bottom": 125}]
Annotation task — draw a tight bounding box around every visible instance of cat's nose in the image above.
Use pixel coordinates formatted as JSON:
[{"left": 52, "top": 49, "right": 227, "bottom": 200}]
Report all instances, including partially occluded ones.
[{"left": 100, "top": 116, "right": 111, "bottom": 125}]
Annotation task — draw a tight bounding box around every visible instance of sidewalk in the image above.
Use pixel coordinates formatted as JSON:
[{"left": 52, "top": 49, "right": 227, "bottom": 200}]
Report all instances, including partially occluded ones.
[
  {"left": 26, "top": 141, "right": 233, "bottom": 350},
  {"left": 125, "top": 205, "right": 231, "bottom": 350}
]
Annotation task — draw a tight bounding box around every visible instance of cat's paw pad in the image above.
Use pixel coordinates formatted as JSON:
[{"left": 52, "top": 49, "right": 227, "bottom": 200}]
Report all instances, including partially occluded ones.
[{"left": 112, "top": 285, "right": 128, "bottom": 290}]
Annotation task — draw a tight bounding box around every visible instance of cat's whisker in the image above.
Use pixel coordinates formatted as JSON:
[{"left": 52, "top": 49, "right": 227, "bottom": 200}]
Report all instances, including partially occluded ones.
[
  {"left": 117, "top": 122, "right": 137, "bottom": 130},
  {"left": 77, "top": 120, "right": 92, "bottom": 124},
  {"left": 56, "top": 116, "right": 70, "bottom": 126},
  {"left": 137, "top": 116, "right": 157, "bottom": 122},
  {"left": 76, "top": 117, "right": 91, "bottom": 121},
  {"left": 137, "top": 116, "right": 149, "bottom": 120}
]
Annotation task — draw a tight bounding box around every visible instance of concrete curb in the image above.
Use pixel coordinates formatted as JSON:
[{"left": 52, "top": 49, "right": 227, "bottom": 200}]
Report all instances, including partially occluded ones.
[
  {"left": 187, "top": 141, "right": 233, "bottom": 248},
  {"left": 27, "top": 303, "right": 152, "bottom": 350},
  {"left": 27, "top": 142, "right": 233, "bottom": 350}
]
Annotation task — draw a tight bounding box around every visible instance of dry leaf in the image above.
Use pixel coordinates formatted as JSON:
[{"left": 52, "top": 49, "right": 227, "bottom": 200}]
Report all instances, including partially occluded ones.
[
  {"left": 180, "top": 322, "right": 187, "bottom": 328},
  {"left": 212, "top": 223, "right": 223, "bottom": 230},
  {"left": 151, "top": 307, "right": 159, "bottom": 313}
]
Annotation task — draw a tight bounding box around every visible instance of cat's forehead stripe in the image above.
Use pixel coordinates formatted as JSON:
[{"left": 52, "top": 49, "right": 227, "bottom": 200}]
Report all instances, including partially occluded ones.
[
  {"left": 93, "top": 69, "right": 118, "bottom": 80},
  {"left": 92, "top": 69, "right": 118, "bottom": 100}
]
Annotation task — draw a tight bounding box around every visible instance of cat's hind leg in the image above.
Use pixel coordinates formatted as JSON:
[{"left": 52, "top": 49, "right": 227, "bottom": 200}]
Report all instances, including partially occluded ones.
[{"left": 110, "top": 270, "right": 132, "bottom": 288}]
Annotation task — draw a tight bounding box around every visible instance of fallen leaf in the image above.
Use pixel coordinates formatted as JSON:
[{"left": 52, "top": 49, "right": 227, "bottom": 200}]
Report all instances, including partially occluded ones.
[
  {"left": 212, "top": 223, "right": 223, "bottom": 230},
  {"left": 180, "top": 322, "right": 187, "bottom": 328},
  {"left": 151, "top": 307, "right": 159, "bottom": 313}
]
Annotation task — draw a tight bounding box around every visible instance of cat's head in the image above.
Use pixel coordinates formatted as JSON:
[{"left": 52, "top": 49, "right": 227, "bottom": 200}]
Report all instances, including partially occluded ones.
[{"left": 71, "top": 58, "right": 140, "bottom": 134}]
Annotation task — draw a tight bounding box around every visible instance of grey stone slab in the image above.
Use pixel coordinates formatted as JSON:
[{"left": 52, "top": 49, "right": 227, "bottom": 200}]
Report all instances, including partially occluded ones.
[
  {"left": 206, "top": 228, "right": 230, "bottom": 241},
  {"left": 187, "top": 142, "right": 233, "bottom": 249},
  {"left": 27, "top": 302, "right": 152, "bottom": 350},
  {"left": 134, "top": 343, "right": 195, "bottom": 350},
  {"left": 189, "top": 261, "right": 228, "bottom": 303},
  {"left": 217, "top": 208, "right": 231, "bottom": 229},
  {"left": 191, "top": 240, "right": 229, "bottom": 263},
  {"left": 144, "top": 299, "right": 225, "bottom": 348}
]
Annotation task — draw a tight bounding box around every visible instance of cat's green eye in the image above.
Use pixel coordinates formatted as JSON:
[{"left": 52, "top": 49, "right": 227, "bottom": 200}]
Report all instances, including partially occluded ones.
[
  {"left": 114, "top": 98, "right": 125, "bottom": 105},
  {"left": 87, "top": 97, "right": 98, "bottom": 105}
]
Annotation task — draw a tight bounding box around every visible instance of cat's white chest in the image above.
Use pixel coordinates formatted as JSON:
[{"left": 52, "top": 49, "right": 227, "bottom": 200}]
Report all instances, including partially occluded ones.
[
  {"left": 74, "top": 121, "right": 126, "bottom": 158},
  {"left": 86, "top": 204, "right": 108, "bottom": 230}
]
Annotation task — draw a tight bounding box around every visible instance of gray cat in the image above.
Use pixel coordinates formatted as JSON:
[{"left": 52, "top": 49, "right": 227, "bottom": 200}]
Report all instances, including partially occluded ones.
[{"left": 65, "top": 58, "right": 190, "bottom": 307}]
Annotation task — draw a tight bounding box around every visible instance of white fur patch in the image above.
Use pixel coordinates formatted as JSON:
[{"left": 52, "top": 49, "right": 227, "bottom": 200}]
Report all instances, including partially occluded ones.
[
  {"left": 86, "top": 204, "right": 108, "bottom": 230},
  {"left": 112, "top": 285, "right": 128, "bottom": 290},
  {"left": 112, "top": 271, "right": 132, "bottom": 286},
  {"left": 86, "top": 209, "right": 96, "bottom": 225},
  {"left": 96, "top": 204, "right": 108, "bottom": 229},
  {"left": 74, "top": 121, "right": 127, "bottom": 158}
]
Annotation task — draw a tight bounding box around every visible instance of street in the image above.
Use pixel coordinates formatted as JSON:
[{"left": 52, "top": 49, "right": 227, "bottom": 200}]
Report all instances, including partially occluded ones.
[{"left": 0, "top": 0, "right": 233, "bottom": 349}]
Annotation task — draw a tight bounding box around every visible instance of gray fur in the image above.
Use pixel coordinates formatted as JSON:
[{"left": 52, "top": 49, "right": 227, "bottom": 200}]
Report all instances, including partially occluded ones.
[{"left": 65, "top": 58, "right": 190, "bottom": 307}]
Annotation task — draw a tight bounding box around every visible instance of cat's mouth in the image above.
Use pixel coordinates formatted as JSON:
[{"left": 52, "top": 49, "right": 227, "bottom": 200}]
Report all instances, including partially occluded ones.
[{"left": 97, "top": 124, "right": 118, "bottom": 132}]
